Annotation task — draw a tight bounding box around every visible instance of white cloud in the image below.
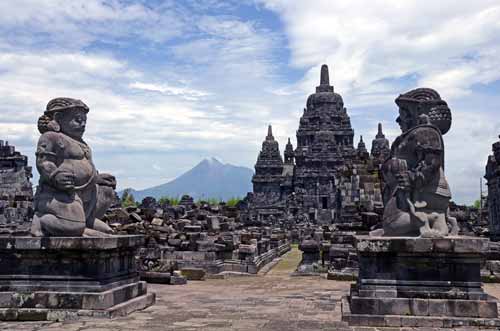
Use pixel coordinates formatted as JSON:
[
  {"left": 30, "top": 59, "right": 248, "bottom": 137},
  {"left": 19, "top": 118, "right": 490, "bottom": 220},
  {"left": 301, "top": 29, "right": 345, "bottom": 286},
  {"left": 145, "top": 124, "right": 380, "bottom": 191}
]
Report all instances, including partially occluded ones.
[
  {"left": 259, "top": 0, "right": 500, "bottom": 102},
  {"left": 0, "top": 0, "right": 188, "bottom": 48},
  {"left": 0, "top": 9, "right": 285, "bottom": 190},
  {"left": 129, "top": 82, "right": 211, "bottom": 101}
]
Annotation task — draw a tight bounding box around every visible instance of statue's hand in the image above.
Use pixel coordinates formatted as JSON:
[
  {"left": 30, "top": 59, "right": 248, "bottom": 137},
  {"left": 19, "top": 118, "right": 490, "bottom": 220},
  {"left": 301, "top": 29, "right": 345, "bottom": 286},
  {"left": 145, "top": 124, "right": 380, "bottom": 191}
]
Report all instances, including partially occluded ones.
[
  {"left": 53, "top": 171, "right": 75, "bottom": 191},
  {"left": 395, "top": 171, "right": 411, "bottom": 190},
  {"left": 97, "top": 173, "right": 116, "bottom": 189}
]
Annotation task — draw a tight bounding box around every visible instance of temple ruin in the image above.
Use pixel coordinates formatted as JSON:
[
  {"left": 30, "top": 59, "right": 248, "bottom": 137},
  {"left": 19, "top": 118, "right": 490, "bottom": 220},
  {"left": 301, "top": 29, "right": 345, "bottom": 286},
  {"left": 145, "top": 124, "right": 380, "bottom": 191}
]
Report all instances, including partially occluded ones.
[
  {"left": 244, "top": 64, "right": 390, "bottom": 227},
  {"left": 0, "top": 140, "right": 33, "bottom": 235}
]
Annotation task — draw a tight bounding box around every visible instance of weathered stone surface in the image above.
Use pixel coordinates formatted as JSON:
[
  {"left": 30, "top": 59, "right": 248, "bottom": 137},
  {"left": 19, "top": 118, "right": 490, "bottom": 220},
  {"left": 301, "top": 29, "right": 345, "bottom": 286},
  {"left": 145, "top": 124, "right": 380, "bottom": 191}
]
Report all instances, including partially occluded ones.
[
  {"left": 0, "top": 235, "right": 155, "bottom": 320},
  {"left": 1, "top": 246, "right": 500, "bottom": 330},
  {"left": 355, "top": 236, "right": 488, "bottom": 254},
  {"left": 374, "top": 88, "right": 458, "bottom": 237},
  {"left": 343, "top": 236, "right": 499, "bottom": 327},
  {"left": 0, "top": 140, "right": 33, "bottom": 235},
  {"left": 180, "top": 268, "right": 206, "bottom": 281},
  {"left": 31, "top": 98, "right": 116, "bottom": 237},
  {"left": 243, "top": 64, "right": 385, "bottom": 228}
]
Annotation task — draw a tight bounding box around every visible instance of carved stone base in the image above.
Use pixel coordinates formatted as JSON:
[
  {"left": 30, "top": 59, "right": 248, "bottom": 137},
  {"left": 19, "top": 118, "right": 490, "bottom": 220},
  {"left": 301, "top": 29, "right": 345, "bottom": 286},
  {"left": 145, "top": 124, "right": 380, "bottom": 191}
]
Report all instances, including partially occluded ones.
[
  {"left": 342, "top": 236, "right": 500, "bottom": 328},
  {"left": 0, "top": 235, "right": 155, "bottom": 321}
]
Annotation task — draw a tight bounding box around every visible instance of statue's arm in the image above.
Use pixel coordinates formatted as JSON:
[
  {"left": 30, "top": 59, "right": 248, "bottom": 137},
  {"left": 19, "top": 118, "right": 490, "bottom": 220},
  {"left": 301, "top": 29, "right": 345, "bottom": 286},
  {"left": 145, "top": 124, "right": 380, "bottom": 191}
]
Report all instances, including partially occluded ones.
[
  {"left": 408, "top": 128, "right": 443, "bottom": 189},
  {"left": 36, "top": 133, "right": 59, "bottom": 183},
  {"left": 36, "top": 133, "right": 74, "bottom": 191}
]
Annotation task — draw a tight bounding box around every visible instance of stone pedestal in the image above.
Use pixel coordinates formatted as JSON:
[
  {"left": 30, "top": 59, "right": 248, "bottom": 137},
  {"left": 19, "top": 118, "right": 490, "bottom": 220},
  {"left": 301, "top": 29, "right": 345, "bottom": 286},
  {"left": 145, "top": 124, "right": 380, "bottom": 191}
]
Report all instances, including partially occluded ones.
[
  {"left": 342, "top": 236, "right": 500, "bottom": 328},
  {"left": 295, "top": 238, "right": 320, "bottom": 274},
  {"left": 0, "top": 235, "right": 155, "bottom": 321}
]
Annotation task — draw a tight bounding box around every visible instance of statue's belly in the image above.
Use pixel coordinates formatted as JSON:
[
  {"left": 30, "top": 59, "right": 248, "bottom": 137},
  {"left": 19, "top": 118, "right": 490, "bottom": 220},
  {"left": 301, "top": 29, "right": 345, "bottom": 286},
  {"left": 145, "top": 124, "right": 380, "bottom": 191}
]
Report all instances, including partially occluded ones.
[{"left": 59, "top": 159, "right": 96, "bottom": 187}]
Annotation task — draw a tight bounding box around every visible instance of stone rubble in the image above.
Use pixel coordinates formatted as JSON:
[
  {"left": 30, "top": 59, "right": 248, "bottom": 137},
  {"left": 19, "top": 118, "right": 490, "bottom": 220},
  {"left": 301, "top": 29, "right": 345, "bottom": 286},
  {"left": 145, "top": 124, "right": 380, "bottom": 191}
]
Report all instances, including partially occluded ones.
[{"left": 103, "top": 195, "right": 291, "bottom": 283}]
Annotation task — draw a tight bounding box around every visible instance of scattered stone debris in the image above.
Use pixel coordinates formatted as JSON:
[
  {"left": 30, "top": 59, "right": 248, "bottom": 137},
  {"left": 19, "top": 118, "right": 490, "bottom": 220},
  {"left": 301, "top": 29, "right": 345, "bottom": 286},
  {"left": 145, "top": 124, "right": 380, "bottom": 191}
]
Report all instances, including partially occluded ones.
[{"left": 103, "top": 195, "right": 291, "bottom": 283}]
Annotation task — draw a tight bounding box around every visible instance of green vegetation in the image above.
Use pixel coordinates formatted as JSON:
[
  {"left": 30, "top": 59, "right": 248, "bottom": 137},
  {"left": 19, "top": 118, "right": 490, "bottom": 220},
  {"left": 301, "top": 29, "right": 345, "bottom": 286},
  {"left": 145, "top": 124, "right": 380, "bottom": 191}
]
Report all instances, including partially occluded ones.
[
  {"left": 156, "top": 196, "right": 242, "bottom": 206},
  {"left": 196, "top": 197, "right": 242, "bottom": 206},
  {"left": 473, "top": 199, "right": 482, "bottom": 209},
  {"left": 197, "top": 197, "right": 221, "bottom": 205},
  {"left": 158, "top": 196, "right": 180, "bottom": 206},
  {"left": 268, "top": 245, "right": 301, "bottom": 275},
  {"left": 225, "top": 197, "right": 242, "bottom": 207},
  {"left": 121, "top": 189, "right": 138, "bottom": 208}
]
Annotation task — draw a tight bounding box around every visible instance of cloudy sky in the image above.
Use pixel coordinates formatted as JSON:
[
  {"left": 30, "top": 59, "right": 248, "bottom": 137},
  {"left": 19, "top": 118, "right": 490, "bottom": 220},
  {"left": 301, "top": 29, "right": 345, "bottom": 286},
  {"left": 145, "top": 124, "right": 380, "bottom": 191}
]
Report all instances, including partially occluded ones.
[{"left": 1, "top": 0, "right": 499, "bottom": 204}]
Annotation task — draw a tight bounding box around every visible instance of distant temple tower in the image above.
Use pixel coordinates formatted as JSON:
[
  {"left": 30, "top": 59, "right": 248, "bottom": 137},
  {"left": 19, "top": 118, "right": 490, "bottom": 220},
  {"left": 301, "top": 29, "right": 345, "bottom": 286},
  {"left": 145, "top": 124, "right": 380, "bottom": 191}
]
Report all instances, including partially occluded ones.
[
  {"left": 251, "top": 125, "right": 284, "bottom": 207},
  {"left": 370, "top": 123, "right": 390, "bottom": 166},
  {"left": 0, "top": 140, "right": 33, "bottom": 234},
  {"left": 284, "top": 138, "right": 294, "bottom": 165},
  {"left": 244, "top": 64, "right": 387, "bottom": 226},
  {"left": 357, "top": 136, "right": 369, "bottom": 160},
  {"left": 293, "top": 64, "right": 356, "bottom": 223}
]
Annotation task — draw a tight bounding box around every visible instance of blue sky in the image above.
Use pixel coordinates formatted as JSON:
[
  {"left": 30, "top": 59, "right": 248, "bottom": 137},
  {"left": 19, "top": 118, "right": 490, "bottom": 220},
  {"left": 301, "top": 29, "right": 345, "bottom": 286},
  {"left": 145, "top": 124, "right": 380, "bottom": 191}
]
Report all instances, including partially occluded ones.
[{"left": 1, "top": 0, "right": 499, "bottom": 204}]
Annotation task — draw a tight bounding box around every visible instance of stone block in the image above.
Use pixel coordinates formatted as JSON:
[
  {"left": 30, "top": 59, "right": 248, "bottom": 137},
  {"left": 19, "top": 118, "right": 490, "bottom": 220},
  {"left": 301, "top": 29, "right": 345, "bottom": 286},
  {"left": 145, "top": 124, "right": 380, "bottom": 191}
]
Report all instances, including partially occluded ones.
[
  {"left": 184, "top": 225, "right": 201, "bottom": 232},
  {"left": 0, "top": 236, "right": 155, "bottom": 321},
  {"left": 239, "top": 244, "right": 257, "bottom": 254},
  {"left": 448, "top": 300, "right": 478, "bottom": 317},
  {"left": 343, "top": 236, "right": 500, "bottom": 327},
  {"left": 151, "top": 218, "right": 164, "bottom": 226},
  {"left": 170, "top": 276, "right": 187, "bottom": 285},
  {"left": 409, "top": 298, "right": 429, "bottom": 316},
  {"left": 427, "top": 299, "right": 446, "bottom": 316},
  {"left": 180, "top": 268, "right": 206, "bottom": 281}
]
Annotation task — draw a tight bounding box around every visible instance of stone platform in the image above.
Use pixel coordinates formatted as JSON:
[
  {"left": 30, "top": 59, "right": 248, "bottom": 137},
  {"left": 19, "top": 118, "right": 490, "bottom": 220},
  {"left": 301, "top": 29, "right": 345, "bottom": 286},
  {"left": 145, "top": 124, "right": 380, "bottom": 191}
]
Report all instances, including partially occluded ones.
[
  {"left": 0, "top": 235, "right": 155, "bottom": 321},
  {"left": 342, "top": 236, "right": 500, "bottom": 328}
]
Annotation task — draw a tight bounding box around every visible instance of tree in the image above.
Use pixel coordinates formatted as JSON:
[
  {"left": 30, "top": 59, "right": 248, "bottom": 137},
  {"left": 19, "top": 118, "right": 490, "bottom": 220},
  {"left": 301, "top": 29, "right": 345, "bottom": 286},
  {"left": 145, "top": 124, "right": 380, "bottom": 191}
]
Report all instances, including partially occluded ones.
[
  {"left": 226, "top": 197, "right": 242, "bottom": 207},
  {"left": 158, "top": 196, "right": 180, "bottom": 206},
  {"left": 121, "top": 189, "right": 137, "bottom": 208}
]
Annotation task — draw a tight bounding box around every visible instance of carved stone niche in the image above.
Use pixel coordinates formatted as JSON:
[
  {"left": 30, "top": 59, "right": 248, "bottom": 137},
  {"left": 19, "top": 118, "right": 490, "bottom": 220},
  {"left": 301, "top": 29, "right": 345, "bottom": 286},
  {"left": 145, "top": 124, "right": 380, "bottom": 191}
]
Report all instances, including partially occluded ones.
[
  {"left": 342, "top": 236, "right": 500, "bottom": 328},
  {"left": 0, "top": 235, "right": 155, "bottom": 321}
]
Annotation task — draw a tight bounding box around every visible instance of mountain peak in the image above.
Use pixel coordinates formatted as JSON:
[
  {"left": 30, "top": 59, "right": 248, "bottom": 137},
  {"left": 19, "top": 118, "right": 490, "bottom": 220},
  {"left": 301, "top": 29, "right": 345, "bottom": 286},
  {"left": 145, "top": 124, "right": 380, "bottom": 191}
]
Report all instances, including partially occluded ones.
[
  {"left": 199, "top": 157, "right": 224, "bottom": 168},
  {"left": 207, "top": 157, "right": 222, "bottom": 165},
  {"left": 122, "top": 158, "right": 253, "bottom": 201}
]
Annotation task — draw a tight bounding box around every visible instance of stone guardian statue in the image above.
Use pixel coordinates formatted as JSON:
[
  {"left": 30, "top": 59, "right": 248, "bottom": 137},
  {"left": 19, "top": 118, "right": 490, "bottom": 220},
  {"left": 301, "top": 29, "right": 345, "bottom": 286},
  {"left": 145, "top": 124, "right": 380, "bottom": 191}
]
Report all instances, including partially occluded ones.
[
  {"left": 31, "top": 98, "right": 116, "bottom": 237},
  {"left": 372, "top": 88, "right": 459, "bottom": 237}
]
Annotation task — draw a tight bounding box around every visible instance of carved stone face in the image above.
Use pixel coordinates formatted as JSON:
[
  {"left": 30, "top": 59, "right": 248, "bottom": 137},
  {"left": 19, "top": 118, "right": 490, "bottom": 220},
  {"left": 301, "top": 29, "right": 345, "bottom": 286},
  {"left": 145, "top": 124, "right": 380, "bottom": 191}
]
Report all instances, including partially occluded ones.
[
  {"left": 55, "top": 109, "right": 87, "bottom": 140},
  {"left": 396, "top": 107, "right": 414, "bottom": 133}
]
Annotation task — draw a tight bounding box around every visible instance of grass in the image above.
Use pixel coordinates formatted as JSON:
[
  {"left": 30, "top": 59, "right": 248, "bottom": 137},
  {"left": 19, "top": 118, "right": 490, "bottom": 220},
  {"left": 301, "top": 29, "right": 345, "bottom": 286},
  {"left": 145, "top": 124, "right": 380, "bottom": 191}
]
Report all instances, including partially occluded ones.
[{"left": 268, "top": 244, "right": 302, "bottom": 275}]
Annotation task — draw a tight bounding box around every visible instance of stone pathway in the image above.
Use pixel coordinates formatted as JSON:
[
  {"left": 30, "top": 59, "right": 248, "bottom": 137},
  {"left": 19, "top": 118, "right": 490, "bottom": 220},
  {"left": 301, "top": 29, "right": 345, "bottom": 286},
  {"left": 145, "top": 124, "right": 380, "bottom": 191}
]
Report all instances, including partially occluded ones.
[{"left": 1, "top": 247, "right": 500, "bottom": 330}]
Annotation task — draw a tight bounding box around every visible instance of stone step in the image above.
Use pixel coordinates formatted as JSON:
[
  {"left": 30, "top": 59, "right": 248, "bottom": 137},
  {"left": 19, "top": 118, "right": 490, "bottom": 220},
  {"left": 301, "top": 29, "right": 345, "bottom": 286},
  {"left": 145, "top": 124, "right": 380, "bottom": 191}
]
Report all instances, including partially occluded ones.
[
  {"left": 341, "top": 296, "right": 500, "bottom": 328},
  {"left": 106, "top": 292, "right": 156, "bottom": 319},
  {"left": 0, "top": 280, "right": 148, "bottom": 310},
  {"left": 0, "top": 292, "right": 156, "bottom": 321}
]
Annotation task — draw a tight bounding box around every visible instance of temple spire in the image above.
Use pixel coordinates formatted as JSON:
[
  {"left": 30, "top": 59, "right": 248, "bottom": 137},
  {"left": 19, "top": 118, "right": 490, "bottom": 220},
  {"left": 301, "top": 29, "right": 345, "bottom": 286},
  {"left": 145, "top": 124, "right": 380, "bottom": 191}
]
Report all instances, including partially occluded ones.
[
  {"left": 376, "top": 123, "right": 385, "bottom": 139},
  {"left": 266, "top": 124, "right": 274, "bottom": 140},
  {"left": 316, "top": 64, "right": 334, "bottom": 93},
  {"left": 320, "top": 64, "right": 329, "bottom": 86}
]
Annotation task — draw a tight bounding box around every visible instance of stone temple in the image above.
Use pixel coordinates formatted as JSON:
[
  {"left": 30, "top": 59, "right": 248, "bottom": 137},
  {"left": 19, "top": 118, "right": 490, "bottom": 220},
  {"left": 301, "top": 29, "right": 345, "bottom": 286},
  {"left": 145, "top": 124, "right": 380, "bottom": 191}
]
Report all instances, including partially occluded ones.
[
  {"left": 0, "top": 140, "right": 33, "bottom": 235},
  {"left": 244, "top": 64, "right": 390, "bottom": 226}
]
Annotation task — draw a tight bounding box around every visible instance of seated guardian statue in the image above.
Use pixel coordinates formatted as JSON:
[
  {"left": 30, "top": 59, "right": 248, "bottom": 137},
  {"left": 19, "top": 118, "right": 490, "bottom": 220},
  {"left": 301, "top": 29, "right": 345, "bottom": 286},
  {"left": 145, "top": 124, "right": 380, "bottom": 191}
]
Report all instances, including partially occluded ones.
[
  {"left": 31, "top": 98, "right": 116, "bottom": 237},
  {"left": 372, "top": 88, "right": 459, "bottom": 237}
]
